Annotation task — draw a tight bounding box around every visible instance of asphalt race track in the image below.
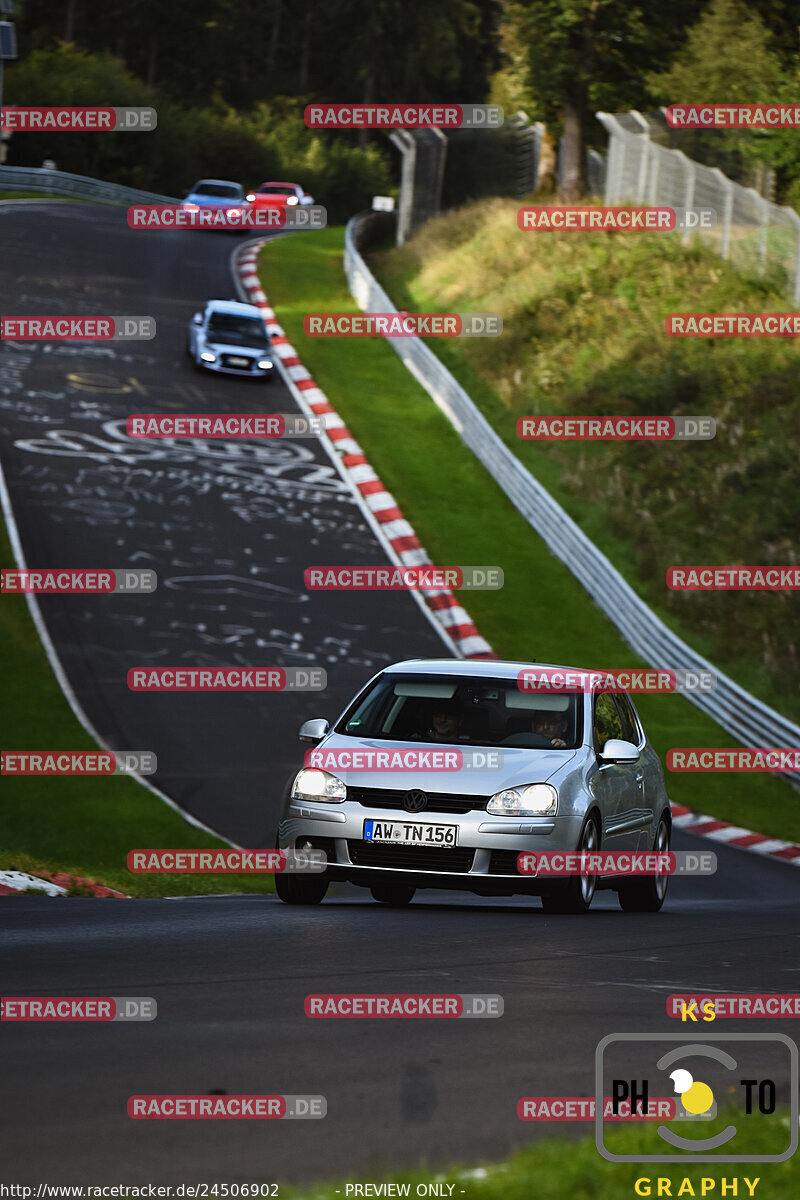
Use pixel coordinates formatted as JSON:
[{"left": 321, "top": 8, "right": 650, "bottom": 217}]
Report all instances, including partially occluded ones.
[
  {"left": 0, "top": 203, "right": 447, "bottom": 844},
  {"left": 1, "top": 847, "right": 799, "bottom": 1182},
  {"left": 1, "top": 205, "right": 798, "bottom": 1184}
]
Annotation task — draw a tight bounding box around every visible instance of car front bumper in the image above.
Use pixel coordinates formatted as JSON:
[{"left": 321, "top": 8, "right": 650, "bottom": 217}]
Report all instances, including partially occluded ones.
[{"left": 278, "top": 800, "right": 587, "bottom": 895}]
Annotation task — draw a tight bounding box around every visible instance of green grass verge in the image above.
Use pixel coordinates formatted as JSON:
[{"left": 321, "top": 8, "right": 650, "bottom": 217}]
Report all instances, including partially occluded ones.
[
  {"left": 258, "top": 227, "right": 799, "bottom": 843},
  {"left": 366, "top": 200, "right": 800, "bottom": 726},
  {"left": 281, "top": 1109, "right": 797, "bottom": 1199},
  {"left": 0, "top": 521, "right": 275, "bottom": 897},
  {"left": 0, "top": 191, "right": 98, "bottom": 202}
]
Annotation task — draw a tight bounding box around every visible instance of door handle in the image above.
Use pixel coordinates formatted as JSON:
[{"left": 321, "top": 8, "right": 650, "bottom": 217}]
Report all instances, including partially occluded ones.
[{"left": 635, "top": 772, "right": 644, "bottom": 785}]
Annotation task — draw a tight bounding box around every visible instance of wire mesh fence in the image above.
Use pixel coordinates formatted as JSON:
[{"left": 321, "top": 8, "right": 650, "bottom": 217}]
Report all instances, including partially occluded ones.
[{"left": 597, "top": 111, "right": 800, "bottom": 300}]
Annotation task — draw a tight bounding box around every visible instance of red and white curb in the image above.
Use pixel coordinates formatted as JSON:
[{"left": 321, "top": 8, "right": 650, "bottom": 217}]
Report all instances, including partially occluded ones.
[
  {"left": 0, "top": 869, "right": 128, "bottom": 897},
  {"left": 670, "top": 805, "right": 800, "bottom": 866},
  {"left": 235, "top": 241, "right": 494, "bottom": 660}
]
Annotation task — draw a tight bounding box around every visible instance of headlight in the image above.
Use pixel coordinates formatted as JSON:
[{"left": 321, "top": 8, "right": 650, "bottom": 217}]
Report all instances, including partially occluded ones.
[
  {"left": 246, "top": 193, "right": 256, "bottom": 202},
  {"left": 257, "top": 359, "right": 273, "bottom": 369},
  {"left": 200, "top": 351, "right": 216, "bottom": 363},
  {"left": 286, "top": 195, "right": 299, "bottom": 205},
  {"left": 292, "top": 768, "right": 346, "bottom": 803},
  {"left": 486, "top": 784, "right": 557, "bottom": 816}
]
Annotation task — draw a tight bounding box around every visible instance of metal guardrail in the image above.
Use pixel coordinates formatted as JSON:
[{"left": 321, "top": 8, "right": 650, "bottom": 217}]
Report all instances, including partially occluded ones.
[
  {"left": 345, "top": 211, "right": 800, "bottom": 787},
  {"left": 0, "top": 164, "right": 177, "bottom": 204}
]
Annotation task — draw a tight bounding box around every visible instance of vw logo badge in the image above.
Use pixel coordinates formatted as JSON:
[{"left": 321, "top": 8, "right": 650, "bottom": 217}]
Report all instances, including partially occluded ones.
[{"left": 403, "top": 789, "right": 428, "bottom": 813}]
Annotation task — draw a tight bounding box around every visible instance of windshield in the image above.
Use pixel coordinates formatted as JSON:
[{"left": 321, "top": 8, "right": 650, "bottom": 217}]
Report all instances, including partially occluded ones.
[
  {"left": 258, "top": 185, "right": 297, "bottom": 196},
  {"left": 193, "top": 182, "right": 242, "bottom": 198},
  {"left": 338, "top": 674, "right": 583, "bottom": 749},
  {"left": 207, "top": 314, "right": 270, "bottom": 344}
]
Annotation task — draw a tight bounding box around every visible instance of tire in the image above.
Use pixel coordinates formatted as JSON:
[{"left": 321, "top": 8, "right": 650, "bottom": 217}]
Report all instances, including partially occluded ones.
[
  {"left": 369, "top": 881, "right": 416, "bottom": 907},
  {"left": 540, "top": 815, "right": 600, "bottom": 915},
  {"left": 618, "top": 815, "right": 670, "bottom": 912},
  {"left": 274, "top": 864, "right": 329, "bottom": 905}
]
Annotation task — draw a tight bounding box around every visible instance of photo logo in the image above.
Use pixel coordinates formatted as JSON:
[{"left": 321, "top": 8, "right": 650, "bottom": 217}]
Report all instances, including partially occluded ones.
[
  {"left": 127, "top": 667, "right": 326, "bottom": 691},
  {"left": 304, "top": 993, "right": 503, "bottom": 1018},
  {"left": 304, "top": 566, "right": 502, "bottom": 591},
  {"left": 595, "top": 1033, "right": 798, "bottom": 1162}
]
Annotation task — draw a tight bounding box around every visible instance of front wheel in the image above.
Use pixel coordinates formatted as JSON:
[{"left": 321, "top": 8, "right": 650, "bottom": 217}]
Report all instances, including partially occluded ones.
[
  {"left": 618, "top": 815, "right": 670, "bottom": 912},
  {"left": 540, "top": 815, "right": 600, "bottom": 914},
  {"left": 370, "top": 881, "right": 416, "bottom": 907},
  {"left": 275, "top": 866, "right": 328, "bottom": 905}
]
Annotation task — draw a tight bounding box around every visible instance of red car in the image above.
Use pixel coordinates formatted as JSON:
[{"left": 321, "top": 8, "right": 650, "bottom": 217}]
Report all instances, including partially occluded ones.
[{"left": 245, "top": 181, "right": 314, "bottom": 209}]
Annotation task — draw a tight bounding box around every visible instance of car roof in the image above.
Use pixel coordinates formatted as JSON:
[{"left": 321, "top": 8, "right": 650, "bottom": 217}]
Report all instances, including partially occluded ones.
[
  {"left": 256, "top": 181, "right": 301, "bottom": 189},
  {"left": 383, "top": 658, "right": 592, "bottom": 680},
  {"left": 204, "top": 299, "right": 263, "bottom": 317},
  {"left": 192, "top": 179, "right": 242, "bottom": 189}
]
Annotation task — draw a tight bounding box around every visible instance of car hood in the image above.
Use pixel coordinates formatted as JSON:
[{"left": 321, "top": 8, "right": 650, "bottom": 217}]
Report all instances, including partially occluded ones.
[
  {"left": 185, "top": 194, "right": 245, "bottom": 207},
  {"left": 303, "top": 733, "right": 579, "bottom": 795},
  {"left": 204, "top": 341, "right": 272, "bottom": 357}
]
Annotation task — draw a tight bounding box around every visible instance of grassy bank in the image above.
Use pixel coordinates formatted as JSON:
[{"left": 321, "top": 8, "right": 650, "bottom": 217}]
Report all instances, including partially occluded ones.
[
  {"left": 0, "top": 522, "right": 276, "bottom": 897},
  {"left": 258, "top": 226, "right": 798, "bottom": 843},
  {"left": 281, "top": 1108, "right": 796, "bottom": 1199},
  {"left": 366, "top": 199, "right": 800, "bottom": 725}
]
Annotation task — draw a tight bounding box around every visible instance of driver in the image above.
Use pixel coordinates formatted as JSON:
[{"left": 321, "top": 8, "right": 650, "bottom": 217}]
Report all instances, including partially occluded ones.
[
  {"left": 530, "top": 710, "right": 569, "bottom": 748},
  {"left": 427, "top": 700, "right": 467, "bottom": 743}
]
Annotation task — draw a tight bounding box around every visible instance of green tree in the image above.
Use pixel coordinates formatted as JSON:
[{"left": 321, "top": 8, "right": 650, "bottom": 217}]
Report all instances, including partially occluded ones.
[{"left": 648, "top": 0, "right": 782, "bottom": 103}]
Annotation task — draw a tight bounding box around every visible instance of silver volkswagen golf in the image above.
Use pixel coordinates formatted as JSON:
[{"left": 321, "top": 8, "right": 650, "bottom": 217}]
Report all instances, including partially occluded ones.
[{"left": 276, "top": 658, "right": 672, "bottom": 913}]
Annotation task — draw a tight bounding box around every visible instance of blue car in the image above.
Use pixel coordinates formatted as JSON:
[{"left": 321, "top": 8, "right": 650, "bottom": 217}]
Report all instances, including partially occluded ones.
[{"left": 180, "top": 179, "right": 248, "bottom": 230}]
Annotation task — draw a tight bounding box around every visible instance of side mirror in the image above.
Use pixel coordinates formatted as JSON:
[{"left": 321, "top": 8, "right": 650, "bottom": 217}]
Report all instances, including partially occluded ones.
[
  {"left": 192, "top": 313, "right": 203, "bottom": 325},
  {"left": 599, "top": 738, "right": 639, "bottom": 764},
  {"left": 299, "top": 718, "right": 329, "bottom": 745}
]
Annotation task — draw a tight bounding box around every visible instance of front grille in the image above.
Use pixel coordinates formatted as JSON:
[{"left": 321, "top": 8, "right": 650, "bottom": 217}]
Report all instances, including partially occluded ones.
[
  {"left": 348, "top": 840, "right": 475, "bottom": 873},
  {"left": 488, "top": 849, "right": 522, "bottom": 875},
  {"left": 349, "top": 786, "right": 487, "bottom": 815}
]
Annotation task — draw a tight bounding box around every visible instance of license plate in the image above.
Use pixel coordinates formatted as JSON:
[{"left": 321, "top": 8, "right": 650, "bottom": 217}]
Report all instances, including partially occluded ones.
[
  {"left": 363, "top": 820, "right": 457, "bottom": 847},
  {"left": 228, "top": 356, "right": 249, "bottom": 367}
]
